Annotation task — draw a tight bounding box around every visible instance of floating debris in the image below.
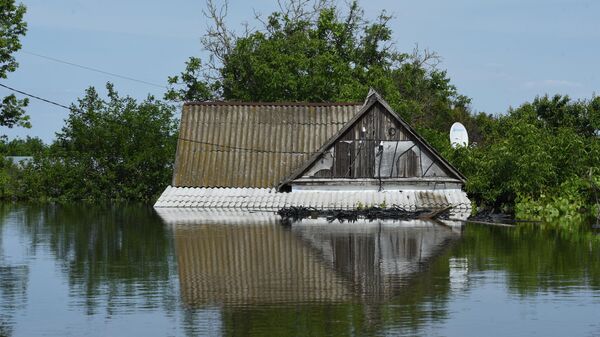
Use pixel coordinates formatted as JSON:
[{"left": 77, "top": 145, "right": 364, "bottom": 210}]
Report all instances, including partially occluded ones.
[
  {"left": 468, "top": 209, "right": 515, "bottom": 224},
  {"left": 463, "top": 209, "right": 543, "bottom": 227},
  {"left": 277, "top": 206, "right": 449, "bottom": 224}
]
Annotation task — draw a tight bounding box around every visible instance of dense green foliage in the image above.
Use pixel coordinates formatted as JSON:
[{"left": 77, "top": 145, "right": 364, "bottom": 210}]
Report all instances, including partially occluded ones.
[
  {"left": 443, "top": 95, "right": 600, "bottom": 226},
  {"left": 0, "top": 0, "right": 29, "bottom": 128},
  {"left": 0, "top": 84, "right": 178, "bottom": 201},
  {"left": 0, "top": 136, "right": 44, "bottom": 155},
  {"left": 0, "top": 4, "right": 178, "bottom": 202}
]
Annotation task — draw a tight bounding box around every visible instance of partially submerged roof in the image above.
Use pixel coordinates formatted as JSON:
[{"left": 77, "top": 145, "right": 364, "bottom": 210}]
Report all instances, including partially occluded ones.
[
  {"left": 172, "top": 101, "right": 362, "bottom": 188},
  {"left": 171, "top": 91, "right": 467, "bottom": 189}
]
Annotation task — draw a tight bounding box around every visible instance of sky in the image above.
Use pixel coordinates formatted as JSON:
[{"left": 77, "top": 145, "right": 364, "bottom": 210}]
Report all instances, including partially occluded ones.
[{"left": 1, "top": 0, "right": 599, "bottom": 142}]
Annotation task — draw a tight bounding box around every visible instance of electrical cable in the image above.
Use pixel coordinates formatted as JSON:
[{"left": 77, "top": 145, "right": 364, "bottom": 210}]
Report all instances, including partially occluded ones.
[
  {"left": 177, "top": 135, "right": 317, "bottom": 154},
  {"left": 0, "top": 82, "right": 74, "bottom": 111},
  {"left": 22, "top": 51, "right": 167, "bottom": 89},
  {"left": 0, "top": 83, "right": 320, "bottom": 155}
]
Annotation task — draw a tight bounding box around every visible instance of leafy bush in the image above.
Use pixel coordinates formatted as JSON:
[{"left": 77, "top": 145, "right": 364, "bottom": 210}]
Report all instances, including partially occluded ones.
[
  {"left": 0, "top": 84, "right": 178, "bottom": 202},
  {"left": 515, "top": 178, "right": 595, "bottom": 229},
  {"left": 443, "top": 95, "right": 600, "bottom": 228}
]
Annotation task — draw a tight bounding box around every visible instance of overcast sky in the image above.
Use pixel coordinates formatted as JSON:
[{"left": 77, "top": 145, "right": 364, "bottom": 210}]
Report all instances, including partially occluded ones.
[{"left": 2, "top": 0, "right": 599, "bottom": 142}]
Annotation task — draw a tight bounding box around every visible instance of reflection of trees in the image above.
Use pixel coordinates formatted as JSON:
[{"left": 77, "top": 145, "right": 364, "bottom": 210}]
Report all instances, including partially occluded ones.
[
  {"left": 451, "top": 225, "right": 600, "bottom": 295},
  {"left": 4, "top": 203, "right": 177, "bottom": 316},
  {"left": 0, "top": 204, "right": 30, "bottom": 337},
  {"left": 0, "top": 265, "right": 28, "bottom": 337}
]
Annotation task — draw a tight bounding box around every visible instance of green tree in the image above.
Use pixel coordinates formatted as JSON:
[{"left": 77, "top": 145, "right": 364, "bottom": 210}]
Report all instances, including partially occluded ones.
[
  {"left": 166, "top": 0, "right": 471, "bottom": 134},
  {"left": 0, "top": 0, "right": 29, "bottom": 128},
  {"left": 7, "top": 83, "right": 179, "bottom": 202},
  {"left": 0, "top": 136, "right": 45, "bottom": 155},
  {"left": 444, "top": 94, "right": 600, "bottom": 225},
  {"left": 164, "top": 57, "right": 215, "bottom": 102}
]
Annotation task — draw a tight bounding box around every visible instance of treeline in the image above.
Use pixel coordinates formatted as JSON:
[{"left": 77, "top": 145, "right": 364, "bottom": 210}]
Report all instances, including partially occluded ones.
[
  {"left": 0, "top": 0, "right": 598, "bottom": 227},
  {"left": 443, "top": 95, "right": 600, "bottom": 227},
  {"left": 0, "top": 85, "right": 178, "bottom": 202}
]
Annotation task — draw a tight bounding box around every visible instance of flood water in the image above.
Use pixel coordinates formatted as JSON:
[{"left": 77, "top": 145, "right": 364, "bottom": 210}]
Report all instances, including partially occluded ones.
[{"left": 1, "top": 204, "right": 599, "bottom": 337}]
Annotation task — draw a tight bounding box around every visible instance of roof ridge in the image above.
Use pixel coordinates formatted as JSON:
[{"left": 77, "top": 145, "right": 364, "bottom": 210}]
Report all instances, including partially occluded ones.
[{"left": 184, "top": 101, "right": 362, "bottom": 107}]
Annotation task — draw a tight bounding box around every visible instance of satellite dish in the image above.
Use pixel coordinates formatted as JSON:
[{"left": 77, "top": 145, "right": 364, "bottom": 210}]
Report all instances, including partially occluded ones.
[{"left": 450, "top": 122, "right": 469, "bottom": 148}]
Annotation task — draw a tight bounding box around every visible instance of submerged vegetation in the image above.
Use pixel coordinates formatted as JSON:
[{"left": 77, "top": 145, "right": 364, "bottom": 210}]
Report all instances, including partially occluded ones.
[{"left": 0, "top": 0, "right": 598, "bottom": 229}]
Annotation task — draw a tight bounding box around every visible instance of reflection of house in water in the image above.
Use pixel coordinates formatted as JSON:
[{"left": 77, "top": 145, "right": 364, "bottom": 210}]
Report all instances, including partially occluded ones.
[
  {"left": 293, "top": 221, "right": 460, "bottom": 300},
  {"left": 165, "top": 211, "right": 460, "bottom": 307}
]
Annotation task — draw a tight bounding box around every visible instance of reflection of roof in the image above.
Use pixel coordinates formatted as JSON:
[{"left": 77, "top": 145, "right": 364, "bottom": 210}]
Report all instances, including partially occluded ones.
[
  {"left": 171, "top": 213, "right": 461, "bottom": 307},
  {"left": 173, "top": 102, "right": 361, "bottom": 188},
  {"left": 174, "top": 224, "right": 351, "bottom": 306}
]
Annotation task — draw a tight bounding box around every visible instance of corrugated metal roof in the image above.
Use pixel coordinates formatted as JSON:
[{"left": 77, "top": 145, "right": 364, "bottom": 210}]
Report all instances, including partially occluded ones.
[
  {"left": 185, "top": 101, "right": 360, "bottom": 107},
  {"left": 173, "top": 103, "right": 362, "bottom": 188},
  {"left": 154, "top": 186, "right": 472, "bottom": 219}
]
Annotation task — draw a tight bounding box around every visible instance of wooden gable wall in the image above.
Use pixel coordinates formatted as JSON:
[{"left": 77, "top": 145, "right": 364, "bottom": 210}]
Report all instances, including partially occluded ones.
[{"left": 300, "top": 103, "right": 454, "bottom": 180}]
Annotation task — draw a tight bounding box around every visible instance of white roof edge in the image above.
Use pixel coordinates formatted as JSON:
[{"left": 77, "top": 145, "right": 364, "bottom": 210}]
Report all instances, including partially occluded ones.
[{"left": 154, "top": 186, "right": 471, "bottom": 214}]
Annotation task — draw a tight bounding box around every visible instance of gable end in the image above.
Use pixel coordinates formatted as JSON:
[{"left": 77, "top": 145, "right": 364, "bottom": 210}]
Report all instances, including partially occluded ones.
[{"left": 279, "top": 92, "right": 466, "bottom": 190}]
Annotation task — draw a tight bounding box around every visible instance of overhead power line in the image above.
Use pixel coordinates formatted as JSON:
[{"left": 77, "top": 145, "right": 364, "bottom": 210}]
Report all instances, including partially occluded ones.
[
  {"left": 177, "top": 135, "right": 317, "bottom": 154},
  {"left": 0, "top": 84, "right": 313, "bottom": 153},
  {"left": 0, "top": 82, "right": 73, "bottom": 111},
  {"left": 22, "top": 51, "right": 167, "bottom": 89}
]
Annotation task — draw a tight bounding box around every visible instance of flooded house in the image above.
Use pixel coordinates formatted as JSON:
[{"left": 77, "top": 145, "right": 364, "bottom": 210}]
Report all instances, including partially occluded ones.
[{"left": 154, "top": 90, "right": 471, "bottom": 219}]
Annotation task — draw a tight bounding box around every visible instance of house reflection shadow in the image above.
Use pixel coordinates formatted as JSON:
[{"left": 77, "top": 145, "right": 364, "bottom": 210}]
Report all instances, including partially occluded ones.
[{"left": 166, "top": 211, "right": 461, "bottom": 308}]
